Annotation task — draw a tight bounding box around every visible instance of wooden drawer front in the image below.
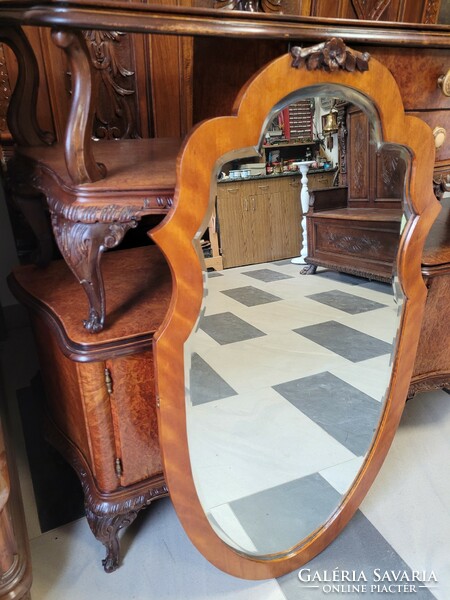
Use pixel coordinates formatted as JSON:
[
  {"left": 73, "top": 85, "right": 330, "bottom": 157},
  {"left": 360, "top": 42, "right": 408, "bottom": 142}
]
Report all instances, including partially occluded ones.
[
  {"left": 311, "top": 218, "right": 400, "bottom": 266},
  {"left": 107, "top": 351, "right": 162, "bottom": 488},
  {"left": 309, "top": 172, "right": 335, "bottom": 190}
]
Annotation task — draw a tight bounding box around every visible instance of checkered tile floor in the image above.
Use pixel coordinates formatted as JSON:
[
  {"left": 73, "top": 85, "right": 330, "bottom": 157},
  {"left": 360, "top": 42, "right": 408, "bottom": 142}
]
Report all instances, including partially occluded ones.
[{"left": 186, "top": 261, "right": 398, "bottom": 555}]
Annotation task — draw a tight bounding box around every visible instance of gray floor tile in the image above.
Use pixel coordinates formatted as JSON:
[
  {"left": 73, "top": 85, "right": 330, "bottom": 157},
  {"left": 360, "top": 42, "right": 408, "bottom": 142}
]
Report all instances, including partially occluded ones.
[
  {"left": 243, "top": 269, "right": 295, "bottom": 283},
  {"left": 200, "top": 311, "right": 266, "bottom": 345},
  {"left": 208, "top": 270, "right": 223, "bottom": 278},
  {"left": 278, "top": 510, "right": 437, "bottom": 599},
  {"left": 273, "top": 371, "right": 382, "bottom": 456},
  {"left": 221, "top": 286, "right": 281, "bottom": 307},
  {"left": 294, "top": 320, "right": 392, "bottom": 362},
  {"left": 306, "top": 289, "right": 387, "bottom": 314},
  {"left": 229, "top": 474, "right": 342, "bottom": 555},
  {"left": 360, "top": 280, "right": 393, "bottom": 295},
  {"left": 190, "top": 353, "right": 237, "bottom": 405},
  {"left": 272, "top": 259, "right": 294, "bottom": 266}
]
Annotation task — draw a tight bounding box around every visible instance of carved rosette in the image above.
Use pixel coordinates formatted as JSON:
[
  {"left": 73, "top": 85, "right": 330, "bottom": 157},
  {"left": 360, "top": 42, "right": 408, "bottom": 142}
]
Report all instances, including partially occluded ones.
[{"left": 291, "top": 39, "right": 370, "bottom": 72}]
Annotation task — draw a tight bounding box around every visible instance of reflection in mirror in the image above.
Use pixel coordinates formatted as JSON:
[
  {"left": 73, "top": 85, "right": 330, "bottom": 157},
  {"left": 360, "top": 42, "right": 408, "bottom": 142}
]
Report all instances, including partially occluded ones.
[{"left": 184, "top": 90, "right": 409, "bottom": 557}]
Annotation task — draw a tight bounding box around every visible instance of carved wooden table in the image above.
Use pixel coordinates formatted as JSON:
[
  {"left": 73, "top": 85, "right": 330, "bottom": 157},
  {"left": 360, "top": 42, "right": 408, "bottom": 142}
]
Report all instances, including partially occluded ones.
[{"left": 8, "top": 245, "right": 171, "bottom": 572}]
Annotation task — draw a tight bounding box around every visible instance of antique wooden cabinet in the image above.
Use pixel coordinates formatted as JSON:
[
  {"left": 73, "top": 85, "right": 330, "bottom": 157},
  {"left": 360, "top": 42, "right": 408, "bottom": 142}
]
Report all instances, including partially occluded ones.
[
  {"left": 216, "top": 175, "right": 302, "bottom": 268},
  {"left": 7, "top": 245, "right": 171, "bottom": 572}
]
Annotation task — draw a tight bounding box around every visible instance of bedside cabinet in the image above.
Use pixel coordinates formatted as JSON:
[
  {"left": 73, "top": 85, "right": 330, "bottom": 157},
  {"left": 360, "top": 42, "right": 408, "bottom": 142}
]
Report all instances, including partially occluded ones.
[{"left": 8, "top": 245, "right": 171, "bottom": 572}]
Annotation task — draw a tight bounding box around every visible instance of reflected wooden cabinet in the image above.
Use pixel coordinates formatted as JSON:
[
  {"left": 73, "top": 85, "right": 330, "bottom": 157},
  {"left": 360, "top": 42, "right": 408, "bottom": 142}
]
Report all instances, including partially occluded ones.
[
  {"left": 216, "top": 176, "right": 301, "bottom": 268},
  {"left": 8, "top": 246, "right": 171, "bottom": 573}
]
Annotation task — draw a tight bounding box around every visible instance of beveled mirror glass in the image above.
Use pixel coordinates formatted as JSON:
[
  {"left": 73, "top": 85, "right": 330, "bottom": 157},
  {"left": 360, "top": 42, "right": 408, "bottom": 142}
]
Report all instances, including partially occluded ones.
[{"left": 153, "top": 43, "right": 439, "bottom": 579}]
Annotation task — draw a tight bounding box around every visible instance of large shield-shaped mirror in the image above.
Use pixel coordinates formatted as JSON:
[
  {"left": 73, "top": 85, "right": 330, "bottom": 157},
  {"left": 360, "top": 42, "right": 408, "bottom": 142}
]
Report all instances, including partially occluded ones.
[{"left": 153, "top": 42, "right": 439, "bottom": 578}]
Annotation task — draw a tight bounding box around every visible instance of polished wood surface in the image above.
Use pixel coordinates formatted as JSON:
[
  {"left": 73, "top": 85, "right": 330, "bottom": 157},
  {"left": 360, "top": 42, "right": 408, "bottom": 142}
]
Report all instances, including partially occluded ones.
[
  {"left": 0, "top": 395, "right": 32, "bottom": 600},
  {"left": 410, "top": 198, "right": 450, "bottom": 397},
  {"left": 8, "top": 245, "right": 172, "bottom": 361},
  {"left": 153, "top": 48, "right": 440, "bottom": 579},
  {"left": 8, "top": 245, "right": 171, "bottom": 572}
]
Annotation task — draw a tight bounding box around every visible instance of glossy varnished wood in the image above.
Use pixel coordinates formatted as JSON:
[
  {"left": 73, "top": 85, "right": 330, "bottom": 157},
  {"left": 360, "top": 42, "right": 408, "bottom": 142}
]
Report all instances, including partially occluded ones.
[
  {"left": 152, "top": 49, "right": 440, "bottom": 579},
  {"left": 8, "top": 245, "right": 171, "bottom": 571},
  {"left": 8, "top": 245, "right": 172, "bottom": 361},
  {"left": 410, "top": 198, "right": 450, "bottom": 397}
]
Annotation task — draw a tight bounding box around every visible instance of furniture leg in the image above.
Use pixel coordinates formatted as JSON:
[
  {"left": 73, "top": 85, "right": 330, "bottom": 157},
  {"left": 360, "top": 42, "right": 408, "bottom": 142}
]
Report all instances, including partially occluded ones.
[{"left": 50, "top": 214, "right": 137, "bottom": 332}]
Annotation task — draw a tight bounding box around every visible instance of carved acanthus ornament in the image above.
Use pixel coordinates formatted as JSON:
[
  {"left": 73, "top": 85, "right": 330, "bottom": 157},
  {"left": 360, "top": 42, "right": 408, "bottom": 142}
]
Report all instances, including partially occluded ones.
[
  {"left": 291, "top": 39, "right": 370, "bottom": 72},
  {"left": 214, "top": 0, "right": 282, "bottom": 13},
  {"left": 83, "top": 30, "right": 139, "bottom": 140},
  {"left": 327, "top": 232, "right": 383, "bottom": 255}
]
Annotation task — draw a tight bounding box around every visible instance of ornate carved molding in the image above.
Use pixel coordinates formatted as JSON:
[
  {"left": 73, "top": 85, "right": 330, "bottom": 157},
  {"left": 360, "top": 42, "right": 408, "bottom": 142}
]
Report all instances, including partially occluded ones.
[
  {"left": 291, "top": 39, "right": 370, "bottom": 72},
  {"left": 306, "top": 258, "right": 392, "bottom": 283},
  {"left": 83, "top": 30, "right": 139, "bottom": 140},
  {"left": 47, "top": 197, "right": 142, "bottom": 224},
  {"left": 351, "top": 0, "right": 391, "bottom": 21},
  {"left": 327, "top": 232, "right": 383, "bottom": 255},
  {"left": 214, "top": 0, "right": 282, "bottom": 14},
  {"left": 422, "top": 0, "right": 441, "bottom": 24}
]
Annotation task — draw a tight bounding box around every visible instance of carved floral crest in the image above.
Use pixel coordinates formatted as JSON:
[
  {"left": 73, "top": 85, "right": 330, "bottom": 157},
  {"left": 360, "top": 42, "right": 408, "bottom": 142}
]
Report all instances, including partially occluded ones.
[{"left": 291, "top": 38, "right": 370, "bottom": 72}]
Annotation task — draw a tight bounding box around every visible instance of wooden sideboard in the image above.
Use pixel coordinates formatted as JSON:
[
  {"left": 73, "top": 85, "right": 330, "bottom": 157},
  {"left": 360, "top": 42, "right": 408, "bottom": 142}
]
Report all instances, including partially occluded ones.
[{"left": 8, "top": 245, "right": 171, "bottom": 572}]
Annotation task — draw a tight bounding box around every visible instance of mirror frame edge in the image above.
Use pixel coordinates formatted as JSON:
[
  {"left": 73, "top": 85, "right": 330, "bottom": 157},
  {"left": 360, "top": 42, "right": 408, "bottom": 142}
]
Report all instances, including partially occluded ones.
[{"left": 151, "top": 49, "right": 441, "bottom": 579}]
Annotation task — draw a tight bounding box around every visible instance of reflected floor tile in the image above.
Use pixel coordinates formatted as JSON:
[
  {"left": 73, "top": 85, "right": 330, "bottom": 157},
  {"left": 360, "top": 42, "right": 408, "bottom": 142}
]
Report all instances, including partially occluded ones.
[
  {"left": 193, "top": 331, "right": 346, "bottom": 394},
  {"left": 278, "top": 510, "right": 436, "bottom": 599},
  {"left": 294, "top": 320, "right": 392, "bottom": 362},
  {"left": 200, "top": 312, "right": 266, "bottom": 345},
  {"left": 188, "top": 387, "right": 354, "bottom": 507},
  {"left": 306, "top": 289, "right": 387, "bottom": 314},
  {"left": 320, "top": 455, "right": 365, "bottom": 494},
  {"left": 189, "top": 353, "right": 237, "bottom": 405},
  {"left": 273, "top": 371, "right": 382, "bottom": 456},
  {"left": 243, "top": 269, "right": 295, "bottom": 283},
  {"left": 229, "top": 474, "right": 342, "bottom": 555},
  {"left": 221, "top": 286, "right": 282, "bottom": 307}
]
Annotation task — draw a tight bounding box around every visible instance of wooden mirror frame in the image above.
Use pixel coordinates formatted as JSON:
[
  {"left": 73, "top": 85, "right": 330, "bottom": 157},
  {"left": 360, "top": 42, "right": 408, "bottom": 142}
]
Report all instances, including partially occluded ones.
[{"left": 152, "top": 44, "right": 440, "bottom": 579}]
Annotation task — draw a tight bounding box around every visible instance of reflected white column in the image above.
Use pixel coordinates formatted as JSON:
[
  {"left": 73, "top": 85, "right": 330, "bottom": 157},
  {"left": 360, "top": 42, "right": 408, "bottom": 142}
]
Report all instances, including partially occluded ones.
[{"left": 291, "top": 160, "right": 314, "bottom": 265}]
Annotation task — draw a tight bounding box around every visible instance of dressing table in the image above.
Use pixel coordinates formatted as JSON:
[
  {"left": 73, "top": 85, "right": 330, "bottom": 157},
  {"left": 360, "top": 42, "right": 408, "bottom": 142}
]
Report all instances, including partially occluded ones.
[{"left": 1, "top": 0, "right": 450, "bottom": 581}]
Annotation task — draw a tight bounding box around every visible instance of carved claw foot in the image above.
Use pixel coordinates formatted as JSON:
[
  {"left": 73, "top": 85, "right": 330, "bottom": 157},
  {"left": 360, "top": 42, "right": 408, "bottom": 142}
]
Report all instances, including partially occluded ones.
[
  {"left": 83, "top": 308, "right": 104, "bottom": 333},
  {"left": 300, "top": 264, "right": 317, "bottom": 275}
]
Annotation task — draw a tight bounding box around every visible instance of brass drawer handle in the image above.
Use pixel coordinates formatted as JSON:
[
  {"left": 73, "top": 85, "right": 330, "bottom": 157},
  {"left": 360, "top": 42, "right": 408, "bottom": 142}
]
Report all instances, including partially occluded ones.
[
  {"left": 258, "top": 184, "right": 269, "bottom": 190},
  {"left": 226, "top": 188, "right": 239, "bottom": 193},
  {"left": 437, "top": 70, "right": 450, "bottom": 97}
]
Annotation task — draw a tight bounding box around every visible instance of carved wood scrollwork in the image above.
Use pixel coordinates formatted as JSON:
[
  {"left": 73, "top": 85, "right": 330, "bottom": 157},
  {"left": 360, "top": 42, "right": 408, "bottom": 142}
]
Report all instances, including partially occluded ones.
[
  {"left": 291, "top": 39, "right": 370, "bottom": 72},
  {"left": 327, "top": 232, "right": 383, "bottom": 255},
  {"left": 214, "top": 0, "right": 282, "bottom": 14},
  {"left": 83, "top": 30, "right": 139, "bottom": 140},
  {"left": 50, "top": 212, "right": 138, "bottom": 332}
]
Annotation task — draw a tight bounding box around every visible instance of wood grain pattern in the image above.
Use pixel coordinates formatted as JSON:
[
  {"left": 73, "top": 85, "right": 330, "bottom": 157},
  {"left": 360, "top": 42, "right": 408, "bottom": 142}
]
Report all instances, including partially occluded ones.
[{"left": 153, "top": 48, "right": 440, "bottom": 579}]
